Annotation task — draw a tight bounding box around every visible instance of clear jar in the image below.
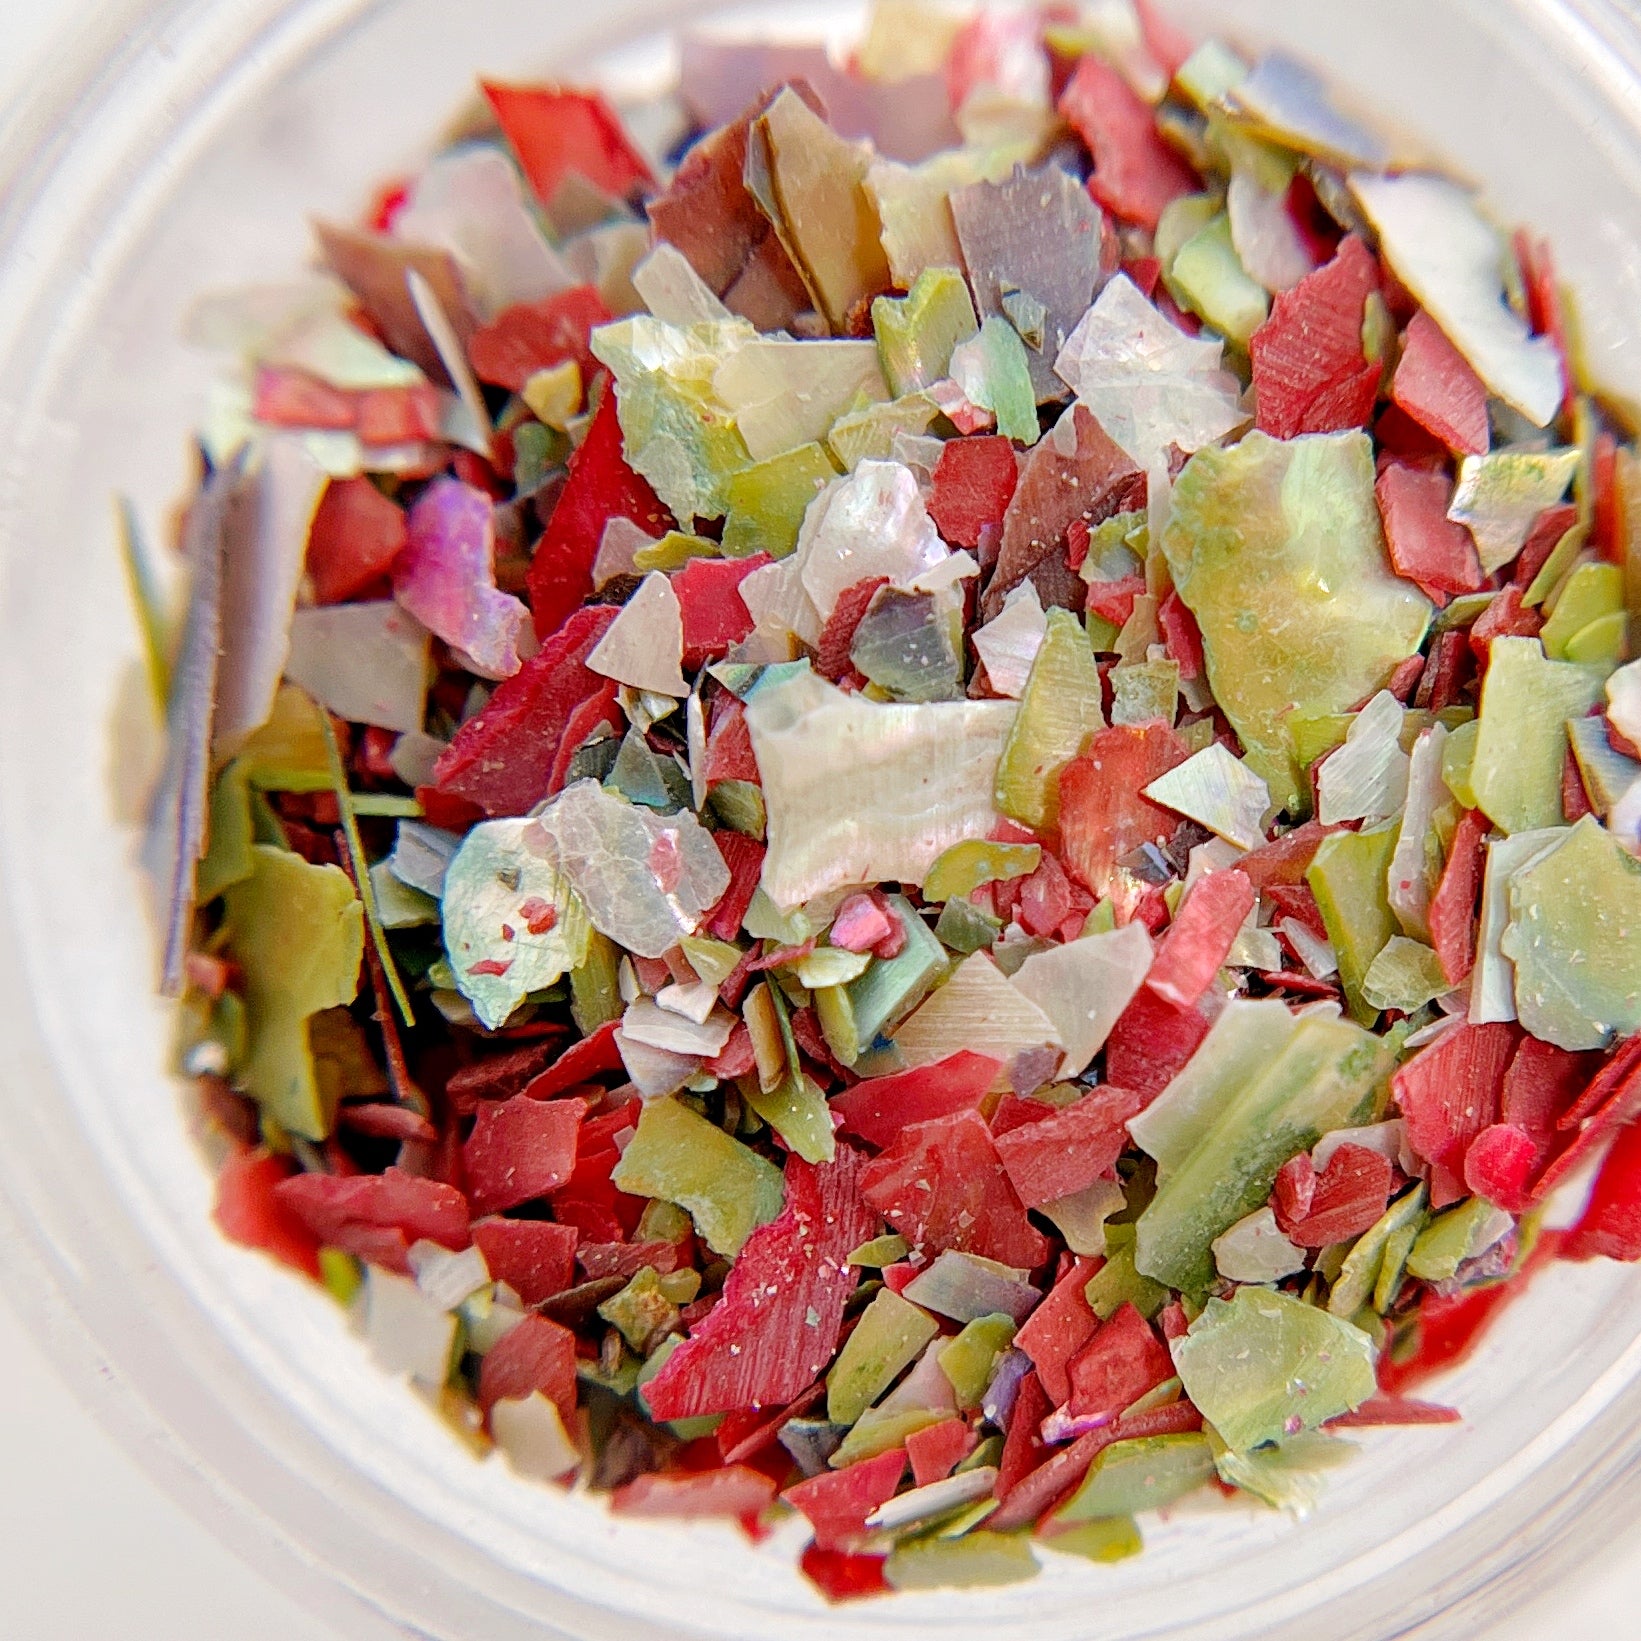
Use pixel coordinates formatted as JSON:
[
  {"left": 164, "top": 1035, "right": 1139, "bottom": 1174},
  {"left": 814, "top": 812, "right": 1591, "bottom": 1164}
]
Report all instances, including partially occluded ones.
[{"left": 2, "top": 1, "right": 1641, "bottom": 1636}]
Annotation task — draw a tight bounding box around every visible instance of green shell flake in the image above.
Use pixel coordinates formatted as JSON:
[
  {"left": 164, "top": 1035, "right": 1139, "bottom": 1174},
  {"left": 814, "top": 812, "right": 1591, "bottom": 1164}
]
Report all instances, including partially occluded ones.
[
  {"left": 1172, "top": 1286, "right": 1377, "bottom": 1454},
  {"left": 609, "top": 1096, "right": 785, "bottom": 1258},
  {"left": 441, "top": 817, "right": 594, "bottom": 1030},
  {"left": 1469, "top": 637, "right": 1605, "bottom": 835},
  {"left": 221, "top": 844, "right": 364, "bottom": 1140},
  {"left": 1161, "top": 431, "right": 1432, "bottom": 813},
  {"left": 1134, "top": 1013, "right": 1389, "bottom": 1294},
  {"left": 1501, "top": 816, "right": 1641, "bottom": 1050}
]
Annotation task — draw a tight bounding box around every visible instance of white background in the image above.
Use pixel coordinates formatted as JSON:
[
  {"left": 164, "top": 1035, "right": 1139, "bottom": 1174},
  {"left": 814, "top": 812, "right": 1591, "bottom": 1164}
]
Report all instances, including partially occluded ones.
[{"left": 0, "top": 2, "right": 1639, "bottom": 1635}]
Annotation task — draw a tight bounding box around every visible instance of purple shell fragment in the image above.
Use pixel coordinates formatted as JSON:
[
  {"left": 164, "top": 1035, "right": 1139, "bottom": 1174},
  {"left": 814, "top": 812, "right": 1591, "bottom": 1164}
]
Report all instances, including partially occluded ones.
[{"left": 394, "top": 477, "right": 531, "bottom": 680}]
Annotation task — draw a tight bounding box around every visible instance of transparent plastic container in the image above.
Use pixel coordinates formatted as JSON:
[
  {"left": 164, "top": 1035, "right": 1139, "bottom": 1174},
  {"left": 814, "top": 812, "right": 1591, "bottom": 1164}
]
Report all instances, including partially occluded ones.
[{"left": 4, "top": 1, "right": 1641, "bottom": 1636}]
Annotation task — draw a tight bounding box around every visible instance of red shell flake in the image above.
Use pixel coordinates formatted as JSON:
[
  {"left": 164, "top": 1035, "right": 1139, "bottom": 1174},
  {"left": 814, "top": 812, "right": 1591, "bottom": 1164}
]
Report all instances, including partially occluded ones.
[
  {"left": 274, "top": 1166, "right": 472, "bottom": 1273},
  {"left": 1013, "top": 1255, "right": 1100, "bottom": 1407},
  {"left": 1145, "top": 868, "right": 1255, "bottom": 1010},
  {"left": 463, "top": 1094, "right": 587, "bottom": 1216},
  {"left": 527, "top": 390, "right": 675, "bottom": 640},
  {"left": 1463, "top": 1123, "right": 1540, "bottom": 1214},
  {"left": 784, "top": 1448, "right": 906, "bottom": 1553},
  {"left": 673, "top": 554, "right": 768, "bottom": 670},
  {"left": 1468, "top": 585, "right": 1543, "bottom": 664},
  {"left": 646, "top": 86, "right": 815, "bottom": 333},
  {"left": 481, "top": 82, "right": 654, "bottom": 207},
  {"left": 1390, "top": 310, "right": 1490, "bottom": 456},
  {"left": 1250, "top": 235, "right": 1382, "bottom": 440},
  {"left": 986, "top": 405, "right": 1146, "bottom": 618},
  {"left": 1065, "top": 1301, "right": 1174, "bottom": 1421},
  {"left": 1017, "top": 851, "right": 1074, "bottom": 938},
  {"left": 1376, "top": 464, "right": 1485, "bottom": 605},
  {"left": 994, "top": 1086, "right": 1148, "bottom": 1210},
  {"left": 1059, "top": 54, "right": 1200, "bottom": 233},
  {"left": 1058, "top": 722, "right": 1191, "bottom": 895},
  {"left": 579, "top": 1239, "right": 687, "bottom": 1281},
  {"left": 468, "top": 285, "right": 612, "bottom": 393},
  {"left": 1380, "top": 1234, "right": 1560, "bottom": 1396},
  {"left": 521, "top": 1019, "right": 626, "bottom": 1100},
  {"left": 640, "top": 1147, "right": 881, "bottom": 1421},
  {"left": 1562, "top": 1115, "right": 1641, "bottom": 1261},
  {"left": 612, "top": 1465, "right": 778, "bottom": 1521},
  {"left": 859, "top": 1109, "right": 1051, "bottom": 1269},
  {"left": 704, "top": 831, "right": 767, "bottom": 942},
  {"left": 906, "top": 1417, "right": 978, "bottom": 1487},
  {"left": 1274, "top": 1142, "right": 1395, "bottom": 1246},
  {"left": 1326, "top": 1395, "right": 1461, "bottom": 1428},
  {"left": 1428, "top": 806, "right": 1489, "bottom": 988},
  {"left": 306, "top": 477, "right": 409, "bottom": 606},
  {"left": 830, "top": 1051, "right": 1002, "bottom": 1148},
  {"left": 214, "top": 1147, "right": 323, "bottom": 1281},
  {"left": 356, "top": 384, "right": 444, "bottom": 447},
  {"left": 816, "top": 575, "right": 891, "bottom": 683},
  {"left": 1085, "top": 573, "right": 1147, "bottom": 628},
  {"left": 477, "top": 1312, "right": 579, "bottom": 1423},
  {"left": 1532, "top": 1034, "right": 1641, "bottom": 1206},
  {"left": 1102, "top": 986, "right": 1212, "bottom": 1101},
  {"left": 1158, "top": 589, "right": 1204, "bottom": 681},
  {"left": 430, "top": 603, "right": 619, "bottom": 817},
  {"left": 471, "top": 1217, "right": 579, "bottom": 1305},
  {"left": 702, "top": 697, "right": 761, "bottom": 785},
  {"left": 1393, "top": 1021, "right": 1520, "bottom": 1207},
  {"left": 929, "top": 434, "right": 1020, "bottom": 549},
  {"left": 255, "top": 366, "right": 356, "bottom": 431},
  {"left": 799, "top": 1545, "right": 891, "bottom": 1604},
  {"left": 996, "top": 1367, "right": 1053, "bottom": 1498}
]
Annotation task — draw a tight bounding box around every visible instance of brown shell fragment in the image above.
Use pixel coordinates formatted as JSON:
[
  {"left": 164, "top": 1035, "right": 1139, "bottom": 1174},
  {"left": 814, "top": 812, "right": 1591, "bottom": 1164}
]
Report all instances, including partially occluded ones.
[
  {"left": 647, "top": 84, "right": 819, "bottom": 334},
  {"left": 984, "top": 404, "right": 1145, "bottom": 618},
  {"left": 952, "top": 166, "right": 1107, "bottom": 403},
  {"left": 314, "top": 222, "right": 478, "bottom": 386}
]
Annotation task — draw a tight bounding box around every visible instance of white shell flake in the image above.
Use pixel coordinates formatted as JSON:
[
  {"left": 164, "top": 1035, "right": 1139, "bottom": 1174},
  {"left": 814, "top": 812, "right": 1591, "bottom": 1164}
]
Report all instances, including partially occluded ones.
[
  {"left": 888, "top": 951, "right": 1062, "bottom": 1078},
  {"left": 587, "top": 571, "right": 689, "bottom": 697},
  {"left": 1447, "top": 449, "right": 1581, "bottom": 574},
  {"left": 394, "top": 146, "right": 574, "bottom": 318},
  {"left": 1349, "top": 172, "right": 1563, "bottom": 428},
  {"left": 1011, "top": 920, "right": 1154, "bottom": 1076},
  {"left": 1144, "top": 742, "right": 1271, "bottom": 850},
  {"left": 283, "top": 601, "right": 431, "bottom": 734},
  {"left": 535, "top": 779, "right": 731, "bottom": 958},
  {"left": 743, "top": 666, "right": 1016, "bottom": 908},
  {"left": 1317, "top": 690, "right": 1409, "bottom": 825},
  {"left": 1054, "top": 274, "right": 1246, "bottom": 471},
  {"left": 972, "top": 581, "right": 1048, "bottom": 698}
]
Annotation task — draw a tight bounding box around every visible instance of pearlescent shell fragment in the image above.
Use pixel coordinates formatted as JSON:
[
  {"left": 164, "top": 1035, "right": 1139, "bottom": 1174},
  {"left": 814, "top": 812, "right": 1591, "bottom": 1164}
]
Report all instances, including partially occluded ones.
[
  {"left": 443, "top": 817, "right": 593, "bottom": 1030},
  {"left": 744, "top": 666, "right": 1016, "bottom": 909},
  {"left": 1468, "top": 826, "right": 1567, "bottom": 1026},
  {"left": 1349, "top": 172, "right": 1563, "bottom": 428},
  {"left": 394, "top": 145, "right": 574, "bottom": 319},
  {"left": 798, "top": 460, "right": 950, "bottom": 626},
  {"left": 534, "top": 779, "right": 730, "bottom": 958},
  {"left": 1317, "top": 690, "right": 1409, "bottom": 825},
  {"left": 1160, "top": 431, "right": 1431, "bottom": 811},
  {"left": 587, "top": 572, "right": 688, "bottom": 697},
  {"left": 1010, "top": 920, "right": 1154, "bottom": 1076},
  {"left": 1143, "top": 742, "right": 1270, "bottom": 850},
  {"left": 888, "top": 951, "right": 1063, "bottom": 1080},
  {"left": 972, "top": 581, "right": 1047, "bottom": 698},
  {"left": 1225, "top": 52, "right": 1392, "bottom": 171},
  {"left": 1055, "top": 274, "right": 1245, "bottom": 471},
  {"left": 1172, "top": 1287, "right": 1376, "bottom": 1455},
  {"left": 1447, "top": 449, "right": 1581, "bottom": 574},
  {"left": 714, "top": 339, "right": 889, "bottom": 464}
]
